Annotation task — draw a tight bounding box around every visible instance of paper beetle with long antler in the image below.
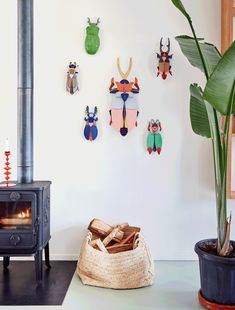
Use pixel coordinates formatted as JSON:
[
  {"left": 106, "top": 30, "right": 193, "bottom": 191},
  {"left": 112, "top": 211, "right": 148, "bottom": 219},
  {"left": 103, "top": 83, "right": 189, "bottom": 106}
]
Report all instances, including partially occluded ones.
[
  {"left": 66, "top": 62, "right": 79, "bottom": 94},
  {"left": 84, "top": 106, "right": 98, "bottom": 141},
  {"left": 109, "top": 58, "right": 140, "bottom": 136},
  {"left": 147, "top": 119, "right": 162, "bottom": 155},
  {"left": 157, "top": 38, "right": 173, "bottom": 80},
  {"left": 85, "top": 18, "right": 100, "bottom": 55}
]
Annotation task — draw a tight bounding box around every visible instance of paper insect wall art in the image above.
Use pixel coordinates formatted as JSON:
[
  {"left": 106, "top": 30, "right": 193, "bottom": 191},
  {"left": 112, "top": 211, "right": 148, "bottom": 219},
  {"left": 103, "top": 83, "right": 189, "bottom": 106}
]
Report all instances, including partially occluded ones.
[
  {"left": 66, "top": 62, "right": 79, "bottom": 94},
  {"left": 85, "top": 18, "right": 100, "bottom": 55},
  {"left": 109, "top": 58, "right": 140, "bottom": 136},
  {"left": 84, "top": 106, "right": 98, "bottom": 141},
  {"left": 147, "top": 119, "right": 162, "bottom": 155},
  {"left": 157, "top": 38, "right": 173, "bottom": 80}
]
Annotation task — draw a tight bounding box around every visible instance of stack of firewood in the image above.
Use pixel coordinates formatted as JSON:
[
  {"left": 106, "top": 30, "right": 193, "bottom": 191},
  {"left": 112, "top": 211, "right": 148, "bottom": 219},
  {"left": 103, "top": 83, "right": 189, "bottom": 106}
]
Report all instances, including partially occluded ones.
[{"left": 88, "top": 219, "right": 140, "bottom": 254}]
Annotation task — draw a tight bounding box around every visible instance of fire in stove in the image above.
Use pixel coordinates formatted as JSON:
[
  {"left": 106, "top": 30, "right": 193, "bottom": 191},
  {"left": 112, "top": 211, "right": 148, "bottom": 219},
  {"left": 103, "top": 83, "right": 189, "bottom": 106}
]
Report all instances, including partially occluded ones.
[
  {"left": 0, "top": 208, "right": 32, "bottom": 227},
  {"left": 17, "top": 209, "right": 30, "bottom": 219}
]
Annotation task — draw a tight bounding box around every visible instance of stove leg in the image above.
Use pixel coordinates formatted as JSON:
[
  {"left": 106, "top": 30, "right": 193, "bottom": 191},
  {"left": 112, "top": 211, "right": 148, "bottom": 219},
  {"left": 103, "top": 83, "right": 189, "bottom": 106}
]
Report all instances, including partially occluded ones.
[
  {"left": 44, "top": 243, "right": 51, "bottom": 269},
  {"left": 35, "top": 250, "right": 43, "bottom": 282},
  {"left": 3, "top": 257, "right": 10, "bottom": 269}
]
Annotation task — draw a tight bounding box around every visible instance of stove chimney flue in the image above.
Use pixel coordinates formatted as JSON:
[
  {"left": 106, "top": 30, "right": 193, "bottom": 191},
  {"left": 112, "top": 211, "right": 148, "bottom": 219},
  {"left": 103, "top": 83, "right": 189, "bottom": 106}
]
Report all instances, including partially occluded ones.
[{"left": 17, "top": 0, "right": 33, "bottom": 183}]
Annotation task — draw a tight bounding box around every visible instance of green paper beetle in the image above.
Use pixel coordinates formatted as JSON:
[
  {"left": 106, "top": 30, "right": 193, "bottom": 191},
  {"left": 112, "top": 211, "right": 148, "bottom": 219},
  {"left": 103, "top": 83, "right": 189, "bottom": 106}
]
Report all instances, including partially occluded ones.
[
  {"left": 85, "top": 18, "right": 100, "bottom": 55},
  {"left": 147, "top": 119, "right": 162, "bottom": 155}
]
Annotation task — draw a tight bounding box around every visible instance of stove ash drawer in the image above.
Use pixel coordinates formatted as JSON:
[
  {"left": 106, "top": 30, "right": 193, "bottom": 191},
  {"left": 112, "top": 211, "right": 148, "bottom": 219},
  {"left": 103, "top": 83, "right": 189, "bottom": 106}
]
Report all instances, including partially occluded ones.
[{"left": 0, "top": 232, "right": 36, "bottom": 249}]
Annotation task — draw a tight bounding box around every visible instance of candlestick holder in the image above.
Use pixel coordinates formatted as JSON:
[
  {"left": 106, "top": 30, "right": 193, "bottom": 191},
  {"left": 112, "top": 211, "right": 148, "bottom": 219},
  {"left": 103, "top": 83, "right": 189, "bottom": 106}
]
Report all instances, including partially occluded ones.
[
  {"left": 4, "top": 151, "right": 11, "bottom": 187},
  {"left": 0, "top": 151, "right": 16, "bottom": 187}
]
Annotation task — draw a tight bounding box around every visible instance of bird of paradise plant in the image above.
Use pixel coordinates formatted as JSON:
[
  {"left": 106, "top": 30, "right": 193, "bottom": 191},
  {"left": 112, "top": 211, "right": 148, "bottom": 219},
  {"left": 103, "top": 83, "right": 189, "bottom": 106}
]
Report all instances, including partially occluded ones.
[{"left": 171, "top": 0, "right": 235, "bottom": 256}]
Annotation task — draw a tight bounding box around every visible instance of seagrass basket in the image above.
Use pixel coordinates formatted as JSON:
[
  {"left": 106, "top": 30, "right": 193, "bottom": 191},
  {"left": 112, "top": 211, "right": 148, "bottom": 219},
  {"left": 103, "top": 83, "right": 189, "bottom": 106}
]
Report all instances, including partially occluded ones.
[{"left": 77, "top": 231, "right": 155, "bottom": 289}]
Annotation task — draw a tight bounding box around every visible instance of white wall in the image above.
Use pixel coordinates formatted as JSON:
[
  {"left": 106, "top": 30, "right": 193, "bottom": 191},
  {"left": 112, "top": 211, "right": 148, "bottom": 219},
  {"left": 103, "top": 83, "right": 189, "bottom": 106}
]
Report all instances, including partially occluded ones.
[{"left": 0, "top": 0, "right": 230, "bottom": 260}]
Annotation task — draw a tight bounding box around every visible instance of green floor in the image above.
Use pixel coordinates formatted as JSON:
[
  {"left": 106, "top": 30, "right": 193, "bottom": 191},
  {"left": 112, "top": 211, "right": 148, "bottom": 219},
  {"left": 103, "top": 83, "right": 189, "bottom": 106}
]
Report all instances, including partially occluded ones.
[{"left": 0, "top": 261, "right": 203, "bottom": 310}]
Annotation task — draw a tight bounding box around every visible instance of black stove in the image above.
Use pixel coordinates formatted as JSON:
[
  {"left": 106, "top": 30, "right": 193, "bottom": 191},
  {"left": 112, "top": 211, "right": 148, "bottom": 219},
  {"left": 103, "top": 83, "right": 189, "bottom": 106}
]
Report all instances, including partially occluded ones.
[{"left": 0, "top": 181, "right": 51, "bottom": 281}]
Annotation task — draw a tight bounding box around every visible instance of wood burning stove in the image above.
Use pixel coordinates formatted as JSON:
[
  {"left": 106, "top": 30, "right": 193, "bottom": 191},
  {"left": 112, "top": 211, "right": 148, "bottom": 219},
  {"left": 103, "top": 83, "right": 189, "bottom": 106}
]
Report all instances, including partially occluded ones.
[
  {"left": 0, "top": 0, "right": 51, "bottom": 282},
  {"left": 0, "top": 182, "right": 51, "bottom": 281}
]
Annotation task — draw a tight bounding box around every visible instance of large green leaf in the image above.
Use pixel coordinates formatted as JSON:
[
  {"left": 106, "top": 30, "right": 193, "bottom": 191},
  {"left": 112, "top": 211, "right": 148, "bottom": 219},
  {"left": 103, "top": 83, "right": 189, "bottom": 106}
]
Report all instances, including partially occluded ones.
[
  {"left": 176, "top": 36, "right": 221, "bottom": 76},
  {"left": 171, "top": 0, "right": 191, "bottom": 22},
  {"left": 172, "top": 0, "right": 231, "bottom": 256},
  {"left": 190, "top": 84, "right": 211, "bottom": 138},
  {"left": 204, "top": 41, "right": 235, "bottom": 115}
]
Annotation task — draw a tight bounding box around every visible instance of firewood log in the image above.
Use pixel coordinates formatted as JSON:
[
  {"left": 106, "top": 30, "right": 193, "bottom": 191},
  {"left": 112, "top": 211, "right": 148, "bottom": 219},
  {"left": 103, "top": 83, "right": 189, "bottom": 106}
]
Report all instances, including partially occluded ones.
[
  {"left": 120, "top": 231, "right": 136, "bottom": 245},
  {"left": 90, "top": 238, "right": 108, "bottom": 253},
  {"left": 122, "top": 226, "right": 140, "bottom": 238},
  {"left": 103, "top": 226, "right": 122, "bottom": 246},
  {"left": 106, "top": 243, "right": 133, "bottom": 254},
  {"left": 88, "top": 219, "right": 128, "bottom": 242},
  {"left": 118, "top": 223, "right": 129, "bottom": 230}
]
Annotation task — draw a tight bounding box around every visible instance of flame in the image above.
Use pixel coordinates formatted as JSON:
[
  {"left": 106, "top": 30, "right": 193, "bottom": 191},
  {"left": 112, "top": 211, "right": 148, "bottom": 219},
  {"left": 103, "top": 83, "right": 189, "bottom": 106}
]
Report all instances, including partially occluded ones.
[
  {"left": 18, "top": 212, "right": 26, "bottom": 218},
  {"left": 17, "top": 209, "right": 30, "bottom": 218}
]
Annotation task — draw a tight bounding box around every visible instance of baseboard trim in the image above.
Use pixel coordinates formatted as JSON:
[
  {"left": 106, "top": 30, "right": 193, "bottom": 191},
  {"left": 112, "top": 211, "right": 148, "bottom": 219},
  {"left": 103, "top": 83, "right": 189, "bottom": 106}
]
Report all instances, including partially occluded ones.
[
  {"left": 0, "top": 256, "right": 198, "bottom": 262},
  {"left": 0, "top": 254, "right": 78, "bottom": 261},
  {"left": 50, "top": 254, "right": 78, "bottom": 261}
]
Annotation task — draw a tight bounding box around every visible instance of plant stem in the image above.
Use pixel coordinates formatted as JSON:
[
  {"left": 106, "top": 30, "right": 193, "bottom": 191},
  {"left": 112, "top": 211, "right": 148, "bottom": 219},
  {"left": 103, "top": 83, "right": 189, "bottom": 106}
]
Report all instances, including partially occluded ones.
[
  {"left": 218, "top": 115, "right": 230, "bottom": 251},
  {"left": 188, "top": 17, "right": 227, "bottom": 253},
  {"left": 218, "top": 80, "right": 235, "bottom": 252}
]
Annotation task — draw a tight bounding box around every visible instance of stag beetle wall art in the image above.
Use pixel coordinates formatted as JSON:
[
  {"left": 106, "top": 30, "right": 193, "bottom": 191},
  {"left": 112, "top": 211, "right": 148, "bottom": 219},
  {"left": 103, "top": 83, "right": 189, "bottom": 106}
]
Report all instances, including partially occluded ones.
[
  {"left": 85, "top": 18, "right": 100, "bottom": 55},
  {"left": 109, "top": 58, "right": 140, "bottom": 137},
  {"left": 84, "top": 106, "right": 98, "bottom": 141},
  {"left": 147, "top": 119, "right": 162, "bottom": 155},
  {"left": 157, "top": 38, "right": 173, "bottom": 80},
  {"left": 66, "top": 62, "right": 79, "bottom": 95}
]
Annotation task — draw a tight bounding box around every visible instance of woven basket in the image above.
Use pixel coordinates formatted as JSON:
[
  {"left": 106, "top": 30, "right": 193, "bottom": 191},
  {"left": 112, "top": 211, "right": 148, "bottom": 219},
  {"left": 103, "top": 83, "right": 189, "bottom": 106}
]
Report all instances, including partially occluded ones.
[{"left": 77, "top": 231, "right": 155, "bottom": 289}]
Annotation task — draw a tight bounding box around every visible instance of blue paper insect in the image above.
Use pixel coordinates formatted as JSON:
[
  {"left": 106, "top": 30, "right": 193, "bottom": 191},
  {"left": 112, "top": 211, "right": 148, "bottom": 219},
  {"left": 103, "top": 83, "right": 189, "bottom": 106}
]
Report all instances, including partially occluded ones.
[
  {"left": 109, "top": 58, "right": 140, "bottom": 137},
  {"left": 84, "top": 106, "right": 98, "bottom": 141}
]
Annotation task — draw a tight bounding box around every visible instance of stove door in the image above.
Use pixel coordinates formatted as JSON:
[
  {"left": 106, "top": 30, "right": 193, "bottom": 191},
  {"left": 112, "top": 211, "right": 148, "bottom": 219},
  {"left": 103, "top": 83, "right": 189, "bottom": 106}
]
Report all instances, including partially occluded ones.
[{"left": 0, "top": 191, "right": 37, "bottom": 250}]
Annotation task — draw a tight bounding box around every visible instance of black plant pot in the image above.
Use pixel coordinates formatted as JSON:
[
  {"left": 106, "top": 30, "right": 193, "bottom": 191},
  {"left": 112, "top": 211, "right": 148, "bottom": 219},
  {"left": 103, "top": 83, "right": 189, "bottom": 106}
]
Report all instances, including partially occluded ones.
[{"left": 195, "top": 239, "right": 235, "bottom": 306}]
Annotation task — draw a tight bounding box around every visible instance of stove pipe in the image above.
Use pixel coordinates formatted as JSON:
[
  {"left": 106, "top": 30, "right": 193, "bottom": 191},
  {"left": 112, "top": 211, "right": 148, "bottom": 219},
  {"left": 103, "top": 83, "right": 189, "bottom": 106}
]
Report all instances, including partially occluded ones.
[{"left": 17, "top": 0, "right": 33, "bottom": 183}]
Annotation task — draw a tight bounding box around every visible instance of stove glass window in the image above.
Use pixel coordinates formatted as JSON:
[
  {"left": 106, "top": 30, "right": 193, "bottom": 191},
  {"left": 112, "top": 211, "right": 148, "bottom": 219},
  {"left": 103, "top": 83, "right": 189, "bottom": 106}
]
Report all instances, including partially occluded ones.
[{"left": 0, "top": 201, "right": 32, "bottom": 230}]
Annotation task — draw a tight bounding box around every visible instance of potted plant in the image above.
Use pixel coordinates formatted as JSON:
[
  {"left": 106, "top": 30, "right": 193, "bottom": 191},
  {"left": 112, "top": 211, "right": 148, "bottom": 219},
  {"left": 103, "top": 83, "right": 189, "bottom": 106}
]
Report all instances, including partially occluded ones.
[{"left": 171, "top": 0, "right": 235, "bottom": 308}]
